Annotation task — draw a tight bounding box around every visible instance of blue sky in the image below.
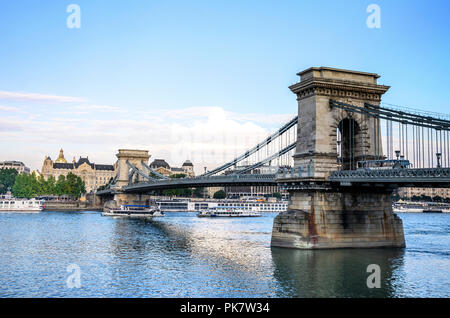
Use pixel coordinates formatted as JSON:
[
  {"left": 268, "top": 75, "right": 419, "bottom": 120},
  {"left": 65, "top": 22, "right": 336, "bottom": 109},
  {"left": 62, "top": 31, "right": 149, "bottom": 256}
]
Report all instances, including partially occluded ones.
[{"left": 1, "top": 0, "right": 449, "bottom": 172}]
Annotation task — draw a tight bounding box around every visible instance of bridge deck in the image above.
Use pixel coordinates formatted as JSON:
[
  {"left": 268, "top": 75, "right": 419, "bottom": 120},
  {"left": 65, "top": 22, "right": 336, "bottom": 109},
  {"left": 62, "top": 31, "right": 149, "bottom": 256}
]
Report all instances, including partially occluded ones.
[
  {"left": 122, "top": 174, "right": 278, "bottom": 193},
  {"left": 93, "top": 168, "right": 450, "bottom": 195}
]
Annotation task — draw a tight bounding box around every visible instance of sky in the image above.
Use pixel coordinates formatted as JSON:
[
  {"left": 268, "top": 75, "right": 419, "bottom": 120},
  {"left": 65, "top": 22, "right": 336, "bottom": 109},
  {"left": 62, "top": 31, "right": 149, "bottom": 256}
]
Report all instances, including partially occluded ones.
[{"left": 0, "top": 0, "right": 449, "bottom": 174}]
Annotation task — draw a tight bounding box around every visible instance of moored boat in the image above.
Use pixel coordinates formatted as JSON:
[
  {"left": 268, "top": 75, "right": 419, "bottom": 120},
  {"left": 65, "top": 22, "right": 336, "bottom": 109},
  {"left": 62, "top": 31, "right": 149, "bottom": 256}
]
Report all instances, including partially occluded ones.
[
  {"left": 102, "top": 204, "right": 164, "bottom": 218},
  {"left": 0, "top": 195, "right": 44, "bottom": 213},
  {"left": 197, "top": 206, "right": 261, "bottom": 217}
]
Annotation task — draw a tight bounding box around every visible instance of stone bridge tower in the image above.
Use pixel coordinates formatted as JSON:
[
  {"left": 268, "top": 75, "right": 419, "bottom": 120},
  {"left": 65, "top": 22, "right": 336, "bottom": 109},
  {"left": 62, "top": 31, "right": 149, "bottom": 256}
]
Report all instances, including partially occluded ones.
[
  {"left": 271, "top": 67, "right": 405, "bottom": 250},
  {"left": 115, "top": 149, "right": 151, "bottom": 189},
  {"left": 100, "top": 149, "right": 152, "bottom": 209},
  {"left": 290, "top": 67, "right": 390, "bottom": 176}
]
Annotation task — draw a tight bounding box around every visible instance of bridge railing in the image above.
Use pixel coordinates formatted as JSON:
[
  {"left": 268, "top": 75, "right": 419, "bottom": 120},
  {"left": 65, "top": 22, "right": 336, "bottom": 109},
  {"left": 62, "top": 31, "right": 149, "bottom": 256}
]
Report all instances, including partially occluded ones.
[{"left": 329, "top": 168, "right": 450, "bottom": 180}]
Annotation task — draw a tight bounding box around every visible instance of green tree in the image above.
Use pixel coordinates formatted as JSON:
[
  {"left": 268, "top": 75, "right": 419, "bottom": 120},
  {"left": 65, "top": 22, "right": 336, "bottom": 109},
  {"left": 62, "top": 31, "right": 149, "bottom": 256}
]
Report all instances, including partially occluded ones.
[
  {"left": 193, "top": 187, "right": 204, "bottom": 198},
  {"left": 37, "top": 174, "right": 52, "bottom": 195},
  {"left": 12, "top": 173, "right": 29, "bottom": 198},
  {"left": 420, "top": 195, "right": 432, "bottom": 202},
  {"left": 65, "top": 172, "right": 85, "bottom": 198},
  {"left": 46, "top": 175, "right": 56, "bottom": 194},
  {"left": 12, "top": 172, "right": 39, "bottom": 198},
  {"left": 0, "top": 168, "right": 18, "bottom": 194},
  {"left": 76, "top": 175, "right": 86, "bottom": 197},
  {"left": 271, "top": 192, "right": 282, "bottom": 200},
  {"left": 55, "top": 175, "right": 66, "bottom": 196},
  {"left": 11, "top": 172, "right": 85, "bottom": 198},
  {"left": 170, "top": 173, "right": 186, "bottom": 179},
  {"left": 213, "top": 190, "right": 226, "bottom": 199},
  {"left": 65, "top": 173, "right": 77, "bottom": 195},
  {"left": 162, "top": 188, "right": 192, "bottom": 197}
]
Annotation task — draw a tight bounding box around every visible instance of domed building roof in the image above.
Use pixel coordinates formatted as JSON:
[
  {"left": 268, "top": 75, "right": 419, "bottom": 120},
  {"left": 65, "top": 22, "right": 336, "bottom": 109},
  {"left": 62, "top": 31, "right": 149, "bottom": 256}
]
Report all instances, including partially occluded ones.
[
  {"left": 150, "top": 159, "right": 170, "bottom": 169},
  {"left": 182, "top": 160, "right": 193, "bottom": 167},
  {"left": 55, "top": 148, "right": 67, "bottom": 163}
]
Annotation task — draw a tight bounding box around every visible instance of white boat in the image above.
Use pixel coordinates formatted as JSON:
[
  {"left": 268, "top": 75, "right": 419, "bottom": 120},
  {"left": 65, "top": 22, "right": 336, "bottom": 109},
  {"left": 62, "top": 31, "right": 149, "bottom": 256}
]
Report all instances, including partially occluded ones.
[
  {"left": 393, "top": 201, "right": 450, "bottom": 213},
  {"left": 157, "top": 199, "right": 288, "bottom": 213},
  {"left": 393, "top": 206, "right": 423, "bottom": 213},
  {"left": 197, "top": 206, "right": 261, "bottom": 217},
  {"left": 102, "top": 204, "right": 164, "bottom": 218},
  {"left": 0, "top": 196, "right": 44, "bottom": 213}
]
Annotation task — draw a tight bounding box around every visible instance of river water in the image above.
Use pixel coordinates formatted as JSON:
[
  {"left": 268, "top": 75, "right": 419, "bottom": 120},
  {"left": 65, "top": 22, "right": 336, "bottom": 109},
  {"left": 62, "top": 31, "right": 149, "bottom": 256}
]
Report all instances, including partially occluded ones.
[{"left": 0, "top": 211, "right": 448, "bottom": 297}]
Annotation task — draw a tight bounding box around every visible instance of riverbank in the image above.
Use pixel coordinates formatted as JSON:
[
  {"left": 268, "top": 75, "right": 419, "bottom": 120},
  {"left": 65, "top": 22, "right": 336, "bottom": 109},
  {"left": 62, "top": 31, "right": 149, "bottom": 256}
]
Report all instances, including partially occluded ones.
[{"left": 43, "top": 201, "right": 102, "bottom": 212}]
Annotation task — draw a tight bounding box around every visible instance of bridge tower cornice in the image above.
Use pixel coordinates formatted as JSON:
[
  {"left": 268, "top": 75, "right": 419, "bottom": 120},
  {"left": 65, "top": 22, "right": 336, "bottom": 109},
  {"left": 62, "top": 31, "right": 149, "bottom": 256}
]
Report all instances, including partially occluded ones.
[{"left": 289, "top": 67, "right": 390, "bottom": 102}]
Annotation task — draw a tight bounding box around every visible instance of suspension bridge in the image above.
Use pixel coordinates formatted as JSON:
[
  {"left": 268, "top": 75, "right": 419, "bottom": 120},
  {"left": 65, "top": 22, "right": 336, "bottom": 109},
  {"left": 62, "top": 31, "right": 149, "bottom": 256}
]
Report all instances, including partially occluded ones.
[{"left": 97, "top": 67, "right": 450, "bottom": 250}]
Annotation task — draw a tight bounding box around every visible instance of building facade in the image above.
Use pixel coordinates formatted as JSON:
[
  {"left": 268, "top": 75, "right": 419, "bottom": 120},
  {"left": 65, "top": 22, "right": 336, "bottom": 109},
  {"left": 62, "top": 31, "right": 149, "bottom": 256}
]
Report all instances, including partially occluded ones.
[
  {"left": 0, "top": 161, "right": 30, "bottom": 174},
  {"left": 149, "top": 159, "right": 195, "bottom": 177},
  {"left": 225, "top": 185, "right": 288, "bottom": 199},
  {"left": 398, "top": 187, "right": 450, "bottom": 199},
  {"left": 41, "top": 149, "right": 116, "bottom": 192}
]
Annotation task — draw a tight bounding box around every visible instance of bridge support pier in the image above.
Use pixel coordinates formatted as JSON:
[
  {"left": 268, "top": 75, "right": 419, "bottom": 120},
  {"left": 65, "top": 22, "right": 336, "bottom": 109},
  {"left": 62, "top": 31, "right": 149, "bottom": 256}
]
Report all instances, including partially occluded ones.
[
  {"left": 102, "top": 193, "right": 152, "bottom": 212},
  {"left": 271, "top": 187, "right": 405, "bottom": 249}
]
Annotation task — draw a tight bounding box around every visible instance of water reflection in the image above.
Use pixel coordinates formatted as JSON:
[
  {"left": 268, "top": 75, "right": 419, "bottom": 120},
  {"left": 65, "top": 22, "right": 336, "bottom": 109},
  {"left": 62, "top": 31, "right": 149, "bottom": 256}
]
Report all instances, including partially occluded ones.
[
  {"left": 108, "top": 214, "right": 280, "bottom": 297},
  {"left": 271, "top": 247, "right": 405, "bottom": 297}
]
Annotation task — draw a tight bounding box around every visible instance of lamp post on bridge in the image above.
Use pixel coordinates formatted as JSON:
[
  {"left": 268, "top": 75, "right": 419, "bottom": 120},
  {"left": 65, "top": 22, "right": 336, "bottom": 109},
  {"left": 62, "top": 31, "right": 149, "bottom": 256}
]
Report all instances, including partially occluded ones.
[
  {"left": 436, "top": 153, "right": 442, "bottom": 168},
  {"left": 395, "top": 150, "right": 401, "bottom": 161}
]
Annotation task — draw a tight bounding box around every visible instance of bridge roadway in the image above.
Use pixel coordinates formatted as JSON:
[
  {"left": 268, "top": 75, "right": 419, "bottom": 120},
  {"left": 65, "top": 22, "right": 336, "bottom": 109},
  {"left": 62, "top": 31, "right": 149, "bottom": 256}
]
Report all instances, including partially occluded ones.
[
  {"left": 121, "top": 173, "right": 278, "bottom": 193},
  {"left": 96, "top": 167, "right": 450, "bottom": 195},
  {"left": 278, "top": 167, "right": 450, "bottom": 189}
]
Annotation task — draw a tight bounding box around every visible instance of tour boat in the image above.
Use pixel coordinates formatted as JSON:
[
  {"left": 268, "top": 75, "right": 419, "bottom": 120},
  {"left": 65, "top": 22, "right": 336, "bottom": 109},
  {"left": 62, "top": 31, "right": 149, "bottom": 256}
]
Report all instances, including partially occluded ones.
[
  {"left": 102, "top": 204, "right": 164, "bottom": 218},
  {"left": 392, "top": 206, "right": 423, "bottom": 213},
  {"left": 0, "top": 196, "right": 44, "bottom": 213},
  {"left": 197, "top": 206, "right": 261, "bottom": 217},
  {"left": 157, "top": 199, "right": 288, "bottom": 213}
]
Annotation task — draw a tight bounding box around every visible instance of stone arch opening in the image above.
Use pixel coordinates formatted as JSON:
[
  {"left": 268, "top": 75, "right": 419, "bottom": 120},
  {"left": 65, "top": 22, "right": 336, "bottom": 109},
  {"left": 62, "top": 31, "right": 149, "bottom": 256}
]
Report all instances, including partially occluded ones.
[{"left": 337, "top": 117, "right": 362, "bottom": 170}]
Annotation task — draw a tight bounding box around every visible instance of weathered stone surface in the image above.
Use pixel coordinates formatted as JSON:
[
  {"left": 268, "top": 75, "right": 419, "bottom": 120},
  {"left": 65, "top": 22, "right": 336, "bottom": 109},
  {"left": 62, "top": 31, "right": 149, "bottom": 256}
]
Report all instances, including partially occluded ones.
[
  {"left": 103, "top": 199, "right": 118, "bottom": 212},
  {"left": 271, "top": 189, "right": 405, "bottom": 249},
  {"left": 113, "top": 193, "right": 151, "bottom": 206}
]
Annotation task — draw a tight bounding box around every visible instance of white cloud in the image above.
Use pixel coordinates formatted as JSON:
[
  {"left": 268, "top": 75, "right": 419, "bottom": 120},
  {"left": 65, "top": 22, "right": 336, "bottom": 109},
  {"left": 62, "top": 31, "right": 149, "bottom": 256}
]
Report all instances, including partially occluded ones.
[
  {"left": 0, "top": 105, "right": 294, "bottom": 175},
  {"left": 74, "top": 104, "right": 124, "bottom": 112},
  {"left": 0, "top": 91, "right": 87, "bottom": 103},
  {"left": 0, "top": 105, "right": 20, "bottom": 112}
]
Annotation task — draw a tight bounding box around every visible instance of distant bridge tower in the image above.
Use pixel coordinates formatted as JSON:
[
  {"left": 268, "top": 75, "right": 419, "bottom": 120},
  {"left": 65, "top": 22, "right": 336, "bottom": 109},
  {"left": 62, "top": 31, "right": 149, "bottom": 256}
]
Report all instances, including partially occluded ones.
[
  {"left": 116, "top": 149, "right": 150, "bottom": 189},
  {"left": 290, "top": 67, "right": 389, "bottom": 174},
  {"left": 272, "top": 67, "right": 405, "bottom": 250},
  {"left": 97, "top": 149, "right": 153, "bottom": 209}
]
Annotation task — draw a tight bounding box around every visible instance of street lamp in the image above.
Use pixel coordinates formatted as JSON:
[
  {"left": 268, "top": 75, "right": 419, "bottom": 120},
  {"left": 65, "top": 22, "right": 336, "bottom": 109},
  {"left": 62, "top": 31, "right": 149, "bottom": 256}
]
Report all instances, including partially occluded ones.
[
  {"left": 436, "top": 153, "right": 442, "bottom": 168},
  {"left": 395, "top": 150, "right": 401, "bottom": 160}
]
